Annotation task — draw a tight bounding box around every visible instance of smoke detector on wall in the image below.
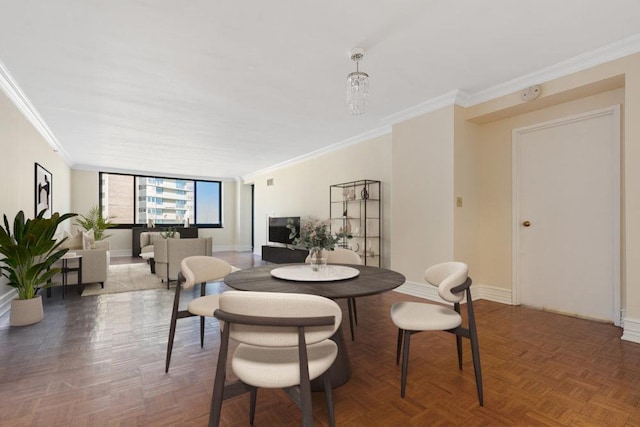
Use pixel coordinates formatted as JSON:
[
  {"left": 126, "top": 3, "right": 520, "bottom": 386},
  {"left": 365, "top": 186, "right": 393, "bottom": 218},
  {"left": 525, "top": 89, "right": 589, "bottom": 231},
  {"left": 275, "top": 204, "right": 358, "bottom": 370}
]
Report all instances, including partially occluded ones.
[{"left": 520, "top": 85, "right": 541, "bottom": 102}]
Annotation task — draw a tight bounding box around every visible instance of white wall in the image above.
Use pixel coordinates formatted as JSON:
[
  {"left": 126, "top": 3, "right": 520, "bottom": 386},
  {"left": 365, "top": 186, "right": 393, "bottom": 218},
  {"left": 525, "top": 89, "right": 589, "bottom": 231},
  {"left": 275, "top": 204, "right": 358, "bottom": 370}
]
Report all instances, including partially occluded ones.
[
  {"left": 0, "top": 90, "right": 72, "bottom": 315},
  {"left": 391, "top": 105, "right": 455, "bottom": 284},
  {"left": 247, "top": 133, "right": 393, "bottom": 267}
]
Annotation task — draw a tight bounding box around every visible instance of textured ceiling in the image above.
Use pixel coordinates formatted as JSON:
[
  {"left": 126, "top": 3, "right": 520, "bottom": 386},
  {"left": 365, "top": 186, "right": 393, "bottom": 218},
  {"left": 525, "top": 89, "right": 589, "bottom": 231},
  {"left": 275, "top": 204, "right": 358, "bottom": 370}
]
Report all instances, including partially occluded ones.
[{"left": 1, "top": 1, "right": 639, "bottom": 180}]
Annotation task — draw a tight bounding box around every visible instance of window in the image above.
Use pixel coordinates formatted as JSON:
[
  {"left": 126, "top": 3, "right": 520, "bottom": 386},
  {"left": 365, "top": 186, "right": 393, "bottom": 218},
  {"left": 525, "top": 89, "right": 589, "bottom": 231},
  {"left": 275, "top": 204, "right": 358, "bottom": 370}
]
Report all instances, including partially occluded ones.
[{"left": 100, "top": 172, "right": 222, "bottom": 228}]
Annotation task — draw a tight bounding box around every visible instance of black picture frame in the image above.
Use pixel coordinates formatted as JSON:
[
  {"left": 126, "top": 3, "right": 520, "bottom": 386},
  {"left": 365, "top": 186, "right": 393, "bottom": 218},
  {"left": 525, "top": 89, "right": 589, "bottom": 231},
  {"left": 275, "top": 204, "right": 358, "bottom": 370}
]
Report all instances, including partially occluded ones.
[{"left": 35, "top": 163, "right": 52, "bottom": 218}]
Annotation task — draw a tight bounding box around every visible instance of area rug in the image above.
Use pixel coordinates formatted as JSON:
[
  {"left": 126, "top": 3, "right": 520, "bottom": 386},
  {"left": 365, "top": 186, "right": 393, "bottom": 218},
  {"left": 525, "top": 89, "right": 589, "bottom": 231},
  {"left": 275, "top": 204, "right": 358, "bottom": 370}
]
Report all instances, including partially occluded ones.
[{"left": 81, "top": 263, "right": 164, "bottom": 296}]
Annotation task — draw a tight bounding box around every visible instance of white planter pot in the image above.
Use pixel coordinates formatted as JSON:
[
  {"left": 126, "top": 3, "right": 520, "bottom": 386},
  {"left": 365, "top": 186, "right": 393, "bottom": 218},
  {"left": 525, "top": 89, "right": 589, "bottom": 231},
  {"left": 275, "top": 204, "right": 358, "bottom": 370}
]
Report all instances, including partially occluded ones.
[{"left": 10, "top": 295, "right": 44, "bottom": 326}]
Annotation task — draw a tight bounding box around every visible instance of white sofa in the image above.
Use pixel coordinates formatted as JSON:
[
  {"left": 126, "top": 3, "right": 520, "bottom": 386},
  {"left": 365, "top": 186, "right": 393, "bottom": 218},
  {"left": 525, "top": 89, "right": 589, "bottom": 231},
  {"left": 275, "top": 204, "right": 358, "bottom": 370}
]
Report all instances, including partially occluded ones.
[{"left": 154, "top": 236, "right": 213, "bottom": 287}]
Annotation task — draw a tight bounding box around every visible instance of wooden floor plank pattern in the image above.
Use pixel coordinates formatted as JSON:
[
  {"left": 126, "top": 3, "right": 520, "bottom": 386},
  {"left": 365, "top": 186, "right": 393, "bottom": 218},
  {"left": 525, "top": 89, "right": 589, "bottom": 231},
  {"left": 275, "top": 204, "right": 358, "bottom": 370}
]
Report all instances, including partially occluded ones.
[{"left": 1, "top": 252, "right": 640, "bottom": 426}]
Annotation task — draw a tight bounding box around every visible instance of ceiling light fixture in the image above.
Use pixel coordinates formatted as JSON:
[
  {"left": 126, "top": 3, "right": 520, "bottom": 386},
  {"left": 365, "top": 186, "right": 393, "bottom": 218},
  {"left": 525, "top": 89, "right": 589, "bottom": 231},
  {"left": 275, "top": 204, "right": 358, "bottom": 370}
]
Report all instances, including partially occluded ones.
[{"left": 346, "top": 48, "right": 369, "bottom": 115}]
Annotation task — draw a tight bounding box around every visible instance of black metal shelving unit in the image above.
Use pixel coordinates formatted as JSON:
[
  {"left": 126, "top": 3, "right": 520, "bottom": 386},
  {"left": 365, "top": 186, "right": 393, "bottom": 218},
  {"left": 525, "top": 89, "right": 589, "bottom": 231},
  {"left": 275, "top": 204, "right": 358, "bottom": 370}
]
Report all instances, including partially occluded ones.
[{"left": 329, "top": 179, "right": 381, "bottom": 266}]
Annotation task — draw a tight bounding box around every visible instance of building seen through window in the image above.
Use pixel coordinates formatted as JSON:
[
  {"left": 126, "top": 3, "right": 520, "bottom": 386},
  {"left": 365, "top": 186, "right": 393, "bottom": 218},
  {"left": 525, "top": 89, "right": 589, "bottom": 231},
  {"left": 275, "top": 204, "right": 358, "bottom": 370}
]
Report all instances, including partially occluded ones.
[{"left": 100, "top": 172, "right": 222, "bottom": 227}]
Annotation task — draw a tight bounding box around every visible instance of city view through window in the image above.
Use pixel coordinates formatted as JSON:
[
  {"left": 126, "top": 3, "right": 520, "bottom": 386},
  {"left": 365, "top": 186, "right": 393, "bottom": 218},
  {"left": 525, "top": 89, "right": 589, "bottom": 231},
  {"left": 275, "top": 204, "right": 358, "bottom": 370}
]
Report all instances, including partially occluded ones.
[{"left": 100, "top": 173, "right": 221, "bottom": 227}]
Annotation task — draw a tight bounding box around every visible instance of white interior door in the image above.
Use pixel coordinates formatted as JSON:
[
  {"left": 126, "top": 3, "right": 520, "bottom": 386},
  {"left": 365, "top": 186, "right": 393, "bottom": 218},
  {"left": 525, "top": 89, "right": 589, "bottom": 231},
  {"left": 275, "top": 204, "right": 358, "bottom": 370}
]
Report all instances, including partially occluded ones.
[{"left": 512, "top": 106, "right": 620, "bottom": 324}]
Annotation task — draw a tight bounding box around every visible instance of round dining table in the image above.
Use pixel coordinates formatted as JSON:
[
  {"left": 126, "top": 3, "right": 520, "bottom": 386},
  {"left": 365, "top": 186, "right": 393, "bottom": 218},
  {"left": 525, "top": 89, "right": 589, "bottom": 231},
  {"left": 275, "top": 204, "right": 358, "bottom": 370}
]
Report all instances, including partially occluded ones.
[{"left": 224, "top": 263, "right": 406, "bottom": 389}]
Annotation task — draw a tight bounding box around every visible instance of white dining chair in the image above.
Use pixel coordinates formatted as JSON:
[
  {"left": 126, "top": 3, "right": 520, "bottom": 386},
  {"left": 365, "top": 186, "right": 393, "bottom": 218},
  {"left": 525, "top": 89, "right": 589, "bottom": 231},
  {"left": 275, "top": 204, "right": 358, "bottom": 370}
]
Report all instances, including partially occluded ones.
[
  {"left": 390, "top": 261, "right": 483, "bottom": 405},
  {"left": 209, "top": 291, "right": 341, "bottom": 427},
  {"left": 165, "top": 255, "right": 232, "bottom": 373}
]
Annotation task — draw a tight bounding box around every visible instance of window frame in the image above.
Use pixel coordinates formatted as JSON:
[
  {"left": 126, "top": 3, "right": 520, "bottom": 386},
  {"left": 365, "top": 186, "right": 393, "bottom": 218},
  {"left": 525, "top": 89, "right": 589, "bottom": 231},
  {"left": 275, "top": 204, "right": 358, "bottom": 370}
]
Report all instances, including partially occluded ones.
[{"left": 99, "top": 172, "right": 223, "bottom": 229}]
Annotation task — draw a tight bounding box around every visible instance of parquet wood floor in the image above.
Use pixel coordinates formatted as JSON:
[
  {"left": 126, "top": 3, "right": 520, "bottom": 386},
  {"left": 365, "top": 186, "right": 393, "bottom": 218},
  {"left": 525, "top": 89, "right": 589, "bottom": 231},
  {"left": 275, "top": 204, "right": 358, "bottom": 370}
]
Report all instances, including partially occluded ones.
[{"left": 1, "top": 252, "right": 640, "bottom": 426}]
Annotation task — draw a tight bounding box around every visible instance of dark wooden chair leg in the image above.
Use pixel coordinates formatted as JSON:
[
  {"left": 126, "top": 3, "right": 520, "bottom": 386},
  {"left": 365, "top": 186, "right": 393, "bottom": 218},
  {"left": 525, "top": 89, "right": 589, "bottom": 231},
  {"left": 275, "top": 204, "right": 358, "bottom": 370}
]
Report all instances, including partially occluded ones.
[
  {"left": 466, "top": 291, "right": 483, "bottom": 406},
  {"left": 200, "top": 316, "right": 205, "bottom": 348},
  {"left": 300, "top": 384, "right": 313, "bottom": 427},
  {"left": 165, "top": 283, "right": 182, "bottom": 373},
  {"left": 396, "top": 328, "right": 404, "bottom": 365},
  {"left": 454, "top": 302, "right": 463, "bottom": 369},
  {"left": 456, "top": 334, "right": 463, "bottom": 370},
  {"left": 209, "top": 326, "right": 230, "bottom": 427},
  {"left": 249, "top": 388, "right": 257, "bottom": 425},
  {"left": 400, "top": 329, "right": 411, "bottom": 398},
  {"left": 351, "top": 297, "right": 358, "bottom": 324},
  {"left": 323, "top": 371, "right": 335, "bottom": 427},
  {"left": 200, "top": 282, "right": 206, "bottom": 348},
  {"left": 347, "top": 298, "right": 356, "bottom": 341}
]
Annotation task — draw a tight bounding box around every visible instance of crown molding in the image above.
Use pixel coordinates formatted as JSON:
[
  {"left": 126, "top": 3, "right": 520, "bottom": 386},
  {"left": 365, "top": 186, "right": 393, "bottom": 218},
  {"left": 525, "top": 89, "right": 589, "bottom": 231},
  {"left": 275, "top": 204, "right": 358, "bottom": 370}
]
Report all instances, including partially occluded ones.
[
  {"left": 381, "top": 34, "right": 640, "bottom": 125},
  {"left": 242, "top": 125, "right": 392, "bottom": 182},
  {"left": 466, "top": 34, "right": 640, "bottom": 106},
  {"left": 381, "top": 89, "right": 471, "bottom": 125},
  {"left": 0, "top": 60, "right": 71, "bottom": 165}
]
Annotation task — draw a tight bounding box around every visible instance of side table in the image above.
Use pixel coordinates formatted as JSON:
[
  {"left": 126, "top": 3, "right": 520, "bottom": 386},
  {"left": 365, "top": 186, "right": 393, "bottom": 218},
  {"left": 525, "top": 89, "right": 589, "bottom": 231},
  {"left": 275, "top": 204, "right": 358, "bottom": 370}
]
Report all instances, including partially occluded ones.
[{"left": 59, "top": 253, "right": 83, "bottom": 298}]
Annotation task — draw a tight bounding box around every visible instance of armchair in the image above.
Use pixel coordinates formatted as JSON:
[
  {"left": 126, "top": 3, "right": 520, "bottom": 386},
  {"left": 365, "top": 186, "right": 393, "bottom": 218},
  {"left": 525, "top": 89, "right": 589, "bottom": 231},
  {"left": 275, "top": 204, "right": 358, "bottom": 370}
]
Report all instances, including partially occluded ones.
[
  {"left": 154, "top": 236, "right": 213, "bottom": 288},
  {"left": 48, "top": 238, "right": 110, "bottom": 296}
]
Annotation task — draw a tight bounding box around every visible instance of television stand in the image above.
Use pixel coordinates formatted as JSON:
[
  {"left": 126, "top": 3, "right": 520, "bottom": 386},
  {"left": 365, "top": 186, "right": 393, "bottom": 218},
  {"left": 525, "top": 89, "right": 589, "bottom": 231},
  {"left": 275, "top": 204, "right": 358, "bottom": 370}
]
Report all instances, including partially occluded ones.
[{"left": 261, "top": 245, "right": 309, "bottom": 264}]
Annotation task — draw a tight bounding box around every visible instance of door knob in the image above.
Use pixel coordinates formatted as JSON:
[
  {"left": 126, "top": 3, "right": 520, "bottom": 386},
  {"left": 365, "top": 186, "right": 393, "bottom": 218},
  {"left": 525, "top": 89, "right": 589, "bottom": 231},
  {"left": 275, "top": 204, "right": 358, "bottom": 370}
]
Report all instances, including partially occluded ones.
[{"left": 522, "top": 220, "right": 531, "bottom": 227}]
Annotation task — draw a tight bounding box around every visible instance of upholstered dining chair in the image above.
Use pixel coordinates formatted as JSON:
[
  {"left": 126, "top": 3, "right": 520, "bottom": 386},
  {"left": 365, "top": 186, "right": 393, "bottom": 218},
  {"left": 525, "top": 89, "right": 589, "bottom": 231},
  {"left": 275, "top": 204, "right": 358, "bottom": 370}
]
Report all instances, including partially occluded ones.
[
  {"left": 390, "top": 262, "right": 483, "bottom": 406},
  {"left": 165, "top": 255, "right": 232, "bottom": 373},
  {"left": 209, "top": 291, "right": 341, "bottom": 427},
  {"left": 305, "top": 247, "right": 362, "bottom": 341}
]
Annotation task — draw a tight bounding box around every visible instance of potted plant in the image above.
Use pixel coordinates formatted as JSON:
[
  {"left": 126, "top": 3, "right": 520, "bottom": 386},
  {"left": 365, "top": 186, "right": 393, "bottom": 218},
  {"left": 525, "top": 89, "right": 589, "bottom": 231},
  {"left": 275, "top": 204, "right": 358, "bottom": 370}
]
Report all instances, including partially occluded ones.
[
  {"left": 0, "top": 210, "right": 76, "bottom": 326},
  {"left": 75, "top": 205, "right": 116, "bottom": 240},
  {"left": 290, "top": 216, "right": 351, "bottom": 271}
]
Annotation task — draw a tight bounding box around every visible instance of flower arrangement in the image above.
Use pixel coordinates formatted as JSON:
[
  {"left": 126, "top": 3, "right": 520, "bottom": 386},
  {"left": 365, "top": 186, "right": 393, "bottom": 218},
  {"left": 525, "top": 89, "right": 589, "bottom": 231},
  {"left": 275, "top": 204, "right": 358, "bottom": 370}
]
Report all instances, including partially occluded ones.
[{"left": 289, "top": 216, "right": 349, "bottom": 250}]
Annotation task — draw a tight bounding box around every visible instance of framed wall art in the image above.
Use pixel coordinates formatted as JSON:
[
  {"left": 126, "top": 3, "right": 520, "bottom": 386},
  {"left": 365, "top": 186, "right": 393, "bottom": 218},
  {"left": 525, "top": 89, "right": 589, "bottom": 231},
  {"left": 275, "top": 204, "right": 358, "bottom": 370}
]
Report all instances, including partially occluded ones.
[{"left": 34, "top": 163, "right": 52, "bottom": 218}]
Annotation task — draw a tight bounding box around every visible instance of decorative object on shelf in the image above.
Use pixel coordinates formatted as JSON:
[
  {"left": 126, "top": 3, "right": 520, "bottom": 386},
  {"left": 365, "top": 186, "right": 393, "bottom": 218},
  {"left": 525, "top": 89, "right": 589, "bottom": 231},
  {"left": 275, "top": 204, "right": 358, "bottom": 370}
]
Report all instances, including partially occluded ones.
[
  {"left": 34, "top": 163, "right": 52, "bottom": 218},
  {"left": 361, "top": 185, "right": 369, "bottom": 200},
  {"left": 0, "top": 210, "right": 77, "bottom": 326},
  {"left": 75, "top": 205, "right": 117, "bottom": 241},
  {"left": 348, "top": 188, "right": 356, "bottom": 200},
  {"left": 346, "top": 48, "right": 370, "bottom": 115}
]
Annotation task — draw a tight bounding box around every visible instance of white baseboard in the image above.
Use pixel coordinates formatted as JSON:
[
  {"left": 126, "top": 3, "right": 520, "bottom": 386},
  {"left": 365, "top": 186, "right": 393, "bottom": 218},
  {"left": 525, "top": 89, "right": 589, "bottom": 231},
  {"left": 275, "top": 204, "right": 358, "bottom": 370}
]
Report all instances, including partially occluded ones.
[
  {"left": 212, "top": 245, "right": 238, "bottom": 252},
  {"left": 393, "top": 280, "right": 513, "bottom": 305},
  {"left": 622, "top": 317, "right": 640, "bottom": 344},
  {"left": 473, "top": 284, "right": 513, "bottom": 305},
  {"left": 0, "top": 289, "right": 17, "bottom": 318},
  {"left": 112, "top": 249, "right": 131, "bottom": 258}
]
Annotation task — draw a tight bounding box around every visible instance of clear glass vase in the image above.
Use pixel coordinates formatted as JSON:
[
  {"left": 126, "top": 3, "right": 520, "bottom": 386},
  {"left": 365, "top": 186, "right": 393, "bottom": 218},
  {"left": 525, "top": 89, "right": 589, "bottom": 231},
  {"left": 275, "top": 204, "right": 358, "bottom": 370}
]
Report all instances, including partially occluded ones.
[{"left": 308, "top": 247, "right": 328, "bottom": 272}]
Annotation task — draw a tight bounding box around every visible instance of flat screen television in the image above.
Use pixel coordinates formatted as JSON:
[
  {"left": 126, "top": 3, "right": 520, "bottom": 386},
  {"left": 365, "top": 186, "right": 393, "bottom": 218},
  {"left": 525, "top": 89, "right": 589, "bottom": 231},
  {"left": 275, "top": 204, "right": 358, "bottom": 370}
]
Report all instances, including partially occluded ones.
[{"left": 268, "top": 216, "right": 300, "bottom": 245}]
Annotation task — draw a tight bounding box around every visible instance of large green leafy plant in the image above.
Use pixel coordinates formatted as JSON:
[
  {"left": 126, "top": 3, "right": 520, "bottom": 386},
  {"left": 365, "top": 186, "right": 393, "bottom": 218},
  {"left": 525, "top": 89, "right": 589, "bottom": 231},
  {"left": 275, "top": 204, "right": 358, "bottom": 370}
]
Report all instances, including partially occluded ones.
[
  {"left": 75, "top": 206, "right": 116, "bottom": 240},
  {"left": 0, "top": 210, "right": 76, "bottom": 300}
]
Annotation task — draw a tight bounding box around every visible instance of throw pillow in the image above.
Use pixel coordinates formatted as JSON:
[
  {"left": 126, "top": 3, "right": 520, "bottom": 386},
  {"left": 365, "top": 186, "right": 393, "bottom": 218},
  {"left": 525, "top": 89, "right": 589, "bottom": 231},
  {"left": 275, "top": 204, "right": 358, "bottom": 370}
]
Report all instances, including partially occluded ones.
[
  {"left": 60, "top": 230, "right": 83, "bottom": 250},
  {"left": 82, "top": 229, "right": 96, "bottom": 250}
]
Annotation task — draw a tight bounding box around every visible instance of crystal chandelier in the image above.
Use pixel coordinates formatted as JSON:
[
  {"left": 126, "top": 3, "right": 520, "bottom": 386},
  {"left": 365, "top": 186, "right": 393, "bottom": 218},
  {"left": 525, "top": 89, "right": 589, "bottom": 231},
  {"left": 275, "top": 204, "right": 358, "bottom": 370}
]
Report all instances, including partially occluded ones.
[{"left": 346, "top": 48, "right": 369, "bottom": 115}]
